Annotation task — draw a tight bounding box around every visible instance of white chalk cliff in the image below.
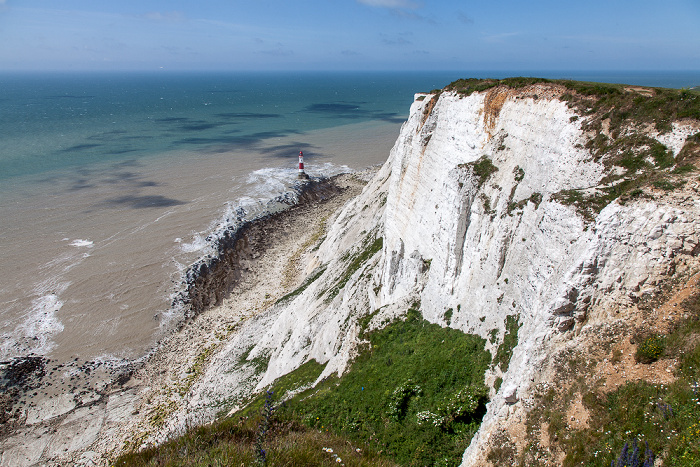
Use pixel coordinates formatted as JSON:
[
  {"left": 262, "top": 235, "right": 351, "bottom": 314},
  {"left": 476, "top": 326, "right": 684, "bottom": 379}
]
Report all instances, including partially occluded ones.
[{"left": 162, "top": 83, "right": 700, "bottom": 464}]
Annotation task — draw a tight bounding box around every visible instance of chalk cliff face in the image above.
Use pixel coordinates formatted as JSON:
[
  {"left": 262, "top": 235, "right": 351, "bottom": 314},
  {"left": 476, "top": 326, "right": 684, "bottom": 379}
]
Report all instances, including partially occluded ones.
[{"left": 175, "top": 83, "right": 700, "bottom": 464}]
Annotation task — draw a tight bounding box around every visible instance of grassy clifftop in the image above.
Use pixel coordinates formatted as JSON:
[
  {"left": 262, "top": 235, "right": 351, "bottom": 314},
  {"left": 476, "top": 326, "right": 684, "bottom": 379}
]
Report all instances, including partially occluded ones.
[{"left": 435, "top": 77, "right": 700, "bottom": 221}]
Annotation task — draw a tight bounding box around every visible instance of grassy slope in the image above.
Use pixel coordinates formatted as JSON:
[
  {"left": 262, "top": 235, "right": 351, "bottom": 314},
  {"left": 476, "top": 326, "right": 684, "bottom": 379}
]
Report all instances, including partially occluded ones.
[{"left": 115, "top": 308, "right": 492, "bottom": 467}]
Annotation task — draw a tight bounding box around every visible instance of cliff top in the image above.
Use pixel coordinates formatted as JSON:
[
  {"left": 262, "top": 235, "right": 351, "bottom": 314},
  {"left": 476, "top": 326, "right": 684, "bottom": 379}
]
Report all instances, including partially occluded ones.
[{"left": 421, "top": 77, "right": 700, "bottom": 221}]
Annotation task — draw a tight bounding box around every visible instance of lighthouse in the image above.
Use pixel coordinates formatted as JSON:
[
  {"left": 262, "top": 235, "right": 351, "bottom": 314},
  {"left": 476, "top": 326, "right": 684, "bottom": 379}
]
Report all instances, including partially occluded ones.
[{"left": 297, "top": 151, "right": 309, "bottom": 180}]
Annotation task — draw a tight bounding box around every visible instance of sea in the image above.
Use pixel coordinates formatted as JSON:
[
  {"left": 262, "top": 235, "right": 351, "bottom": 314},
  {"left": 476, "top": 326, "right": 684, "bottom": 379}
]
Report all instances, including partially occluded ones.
[{"left": 1, "top": 70, "right": 699, "bottom": 376}]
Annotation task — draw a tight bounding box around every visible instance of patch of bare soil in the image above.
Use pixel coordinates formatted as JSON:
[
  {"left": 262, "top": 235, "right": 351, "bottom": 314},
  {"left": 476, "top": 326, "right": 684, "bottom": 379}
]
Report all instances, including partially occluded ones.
[{"left": 624, "top": 85, "right": 654, "bottom": 97}]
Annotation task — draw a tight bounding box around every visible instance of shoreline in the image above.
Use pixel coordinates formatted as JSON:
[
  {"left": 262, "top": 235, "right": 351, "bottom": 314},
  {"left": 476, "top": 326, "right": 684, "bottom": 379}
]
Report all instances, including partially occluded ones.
[
  {"left": 0, "top": 117, "right": 402, "bottom": 366},
  {"left": 0, "top": 169, "right": 377, "bottom": 466}
]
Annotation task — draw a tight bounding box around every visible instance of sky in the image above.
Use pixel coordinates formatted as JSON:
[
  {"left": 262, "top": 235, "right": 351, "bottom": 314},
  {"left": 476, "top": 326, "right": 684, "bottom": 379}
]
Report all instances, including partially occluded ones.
[{"left": 0, "top": 0, "right": 699, "bottom": 72}]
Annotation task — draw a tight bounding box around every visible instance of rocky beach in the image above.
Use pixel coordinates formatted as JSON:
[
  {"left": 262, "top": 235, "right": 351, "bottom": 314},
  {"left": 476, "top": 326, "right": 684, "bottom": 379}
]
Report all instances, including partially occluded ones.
[{"left": 0, "top": 170, "right": 377, "bottom": 465}]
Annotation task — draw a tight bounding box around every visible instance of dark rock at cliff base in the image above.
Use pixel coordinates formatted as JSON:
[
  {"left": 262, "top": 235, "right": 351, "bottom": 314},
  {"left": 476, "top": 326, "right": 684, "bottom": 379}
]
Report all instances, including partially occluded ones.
[
  {"left": 0, "top": 356, "right": 47, "bottom": 391},
  {"left": 173, "top": 176, "right": 344, "bottom": 321}
]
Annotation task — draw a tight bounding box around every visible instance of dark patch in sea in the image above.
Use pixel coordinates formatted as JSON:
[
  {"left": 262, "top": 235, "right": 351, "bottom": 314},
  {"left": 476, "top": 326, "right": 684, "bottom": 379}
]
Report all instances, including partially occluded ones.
[
  {"left": 110, "top": 148, "right": 138, "bottom": 155},
  {"left": 303, "top": 102, "right": 403, "bottom": 123},
  {"left": 260, "top": 142, "right": 317, "bottom": 158},
  {"left": 305, "top": 103, "right": 361, "bottom": 113},
  {"left": 44, "top": 95, "right": 95, "bottom": 100},
  {"left": 171, "top": 129, "right": 303, "bottom": 149},
  {"left": 61, "top": 143, "right": 101, "bottom": 152},
  {"left": 215, "top": 112, "right": 281, "bottom": 119},
  {"left": 105, "top": 171, "right": 140, "bottom": 183},
  {"left": 102, "top": 195, "right": 186, "bottom": 209},
  {"left": 179, "top": 121, "right": 225, "bottom": 131},
  {"left": 155, "top": 117, "right": 190, "bottom": 123},
  {"left": 69, "top": 179, "right": 96, "bottom": 191},
  {"left": 112, "top": 159, "right": 143, "bottom": 169},
  {"left": 87, "top": 130, "right": 128, "bottom": 141}
]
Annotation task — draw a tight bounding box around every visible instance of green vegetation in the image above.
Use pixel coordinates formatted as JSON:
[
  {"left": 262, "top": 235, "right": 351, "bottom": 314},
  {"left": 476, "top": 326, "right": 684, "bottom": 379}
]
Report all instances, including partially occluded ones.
[
  {"left": 279, "top": 307, "right": 492, "bottom": 466},
  {"left": 559, "top": 370, "right": 700, "bottom": 467},
  {"left": 520, "top": 291, "right": 700, "bottom": 467},
  {"left": 444, "top": 307, "right": 453, "bottom": 326},
  {"left": 114, "top": 415, "right": 399, "bottom": 467},
  {"left": 635, "top": 335, "right": 666, "bottom": 363},
  {"left": 232, "top": 360, "right": 326, "bottom": 421},
  {"left": 514, "top": 166, "right": 525, "bottom": 182},
  {"left": 117, "top": 307, "right": 492, "bottom": 466},
  {"left": 459, "top": 155, "right": 498, "bottom": 188},
  {"left": 493, "top": 314, "right": 521, "bottom": 373},
  {"left": 444, "top": 77, "right": 552, "bottom": 96},
  {"left": 507, "top": 192, "right": 542, "bottom": 214},
  {"left": 557, "top": 84, "right": 699, "bottom": 218},
  {"left": 177, "top": 344, "right": 219, "bottom": 397},
  {"left": 276, "top": 265, "right": 327, "bottom": 305},
  {"left": 439, "top": 78, "right": 700, "bottom": 221}
]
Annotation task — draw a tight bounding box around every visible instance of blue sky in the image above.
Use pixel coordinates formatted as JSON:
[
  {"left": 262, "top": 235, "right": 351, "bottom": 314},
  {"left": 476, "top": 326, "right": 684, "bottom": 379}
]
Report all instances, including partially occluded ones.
[{"left": 1, "top": 0, "right": 699, "bottom": 71}]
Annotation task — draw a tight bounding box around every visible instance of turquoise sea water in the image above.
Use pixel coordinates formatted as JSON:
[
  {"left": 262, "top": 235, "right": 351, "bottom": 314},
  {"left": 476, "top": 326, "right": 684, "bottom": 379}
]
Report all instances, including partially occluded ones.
[
  {"left": 0, "top": 70, "right": 698, "bottom": 369},
  {"left": 0, "top": 72, "right": 455, "bottom": 182}
]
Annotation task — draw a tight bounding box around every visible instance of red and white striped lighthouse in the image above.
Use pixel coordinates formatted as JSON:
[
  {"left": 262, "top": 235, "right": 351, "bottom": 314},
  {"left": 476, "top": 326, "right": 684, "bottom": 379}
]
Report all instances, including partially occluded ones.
[{"left": 297, "top": 151, "right": 309, "bottom": 179}]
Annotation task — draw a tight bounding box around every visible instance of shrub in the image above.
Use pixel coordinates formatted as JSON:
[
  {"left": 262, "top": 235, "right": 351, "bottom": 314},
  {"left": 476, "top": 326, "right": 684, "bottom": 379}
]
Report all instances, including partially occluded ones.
[
  {"left": 493, "top": 315, "right": 521, "bottom": 372},
  {"left": 635, "top": 335, "right": 666, "bottom": 363},
  {"left": 386, "top": 379, "right": 422, "bottom": 421},
  {"left": 459, "top": 156, "right": 498, "bottom": 188}
]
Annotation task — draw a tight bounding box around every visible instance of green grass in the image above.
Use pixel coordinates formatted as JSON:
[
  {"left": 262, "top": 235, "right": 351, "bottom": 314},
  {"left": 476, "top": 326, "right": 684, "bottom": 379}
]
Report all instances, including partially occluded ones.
[
  {"left": 560, "top": 371, "right": 700, "bottom": 467},
  {"left": 234, "top": 360, "right": 327, "bottom": 420},
  {"left": 116, "top": 307, "right": 492, "bottom": 467},
  {"left": 114, "top": 416, "right": 399, "bottom": 467},
  {"left": 444, "top": 77, "right": 552, "bottom": 96},
  {"left": 279, "top": 307, "right": 491, "bottom": 466},
  {"left": 493, "top": 314, "right": 521, "bottom": 373}
]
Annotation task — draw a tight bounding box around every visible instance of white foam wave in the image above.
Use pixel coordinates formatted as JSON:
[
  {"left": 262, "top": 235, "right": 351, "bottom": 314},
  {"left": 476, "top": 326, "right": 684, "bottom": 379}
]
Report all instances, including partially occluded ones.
[
  {"left": 69, "top": 239, "right": 94, "bottom": 248},
  {"left": 0, "top": 237, "right": 97, "bottom": 359},
  {"left": 180, "top": 234, "right": 212, "bottom": 254},
  {"left": 0, "top": 293, "right": 65, "bottom": 359},
  {"left": 245, "top": 167, "right": 296, "bottom": 199}
]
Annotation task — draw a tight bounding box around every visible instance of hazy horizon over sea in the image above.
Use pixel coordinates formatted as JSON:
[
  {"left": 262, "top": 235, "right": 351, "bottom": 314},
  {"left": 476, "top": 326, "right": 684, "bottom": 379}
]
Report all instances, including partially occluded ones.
[{"left": 1, "top": 70, "right": 698, "bottom": 372}]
